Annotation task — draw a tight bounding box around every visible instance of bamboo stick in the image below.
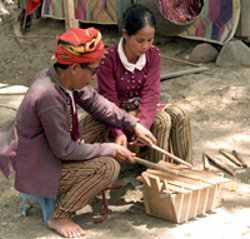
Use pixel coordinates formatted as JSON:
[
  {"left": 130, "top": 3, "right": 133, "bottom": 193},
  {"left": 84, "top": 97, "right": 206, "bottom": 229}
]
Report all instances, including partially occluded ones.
[
  {"left": 134, "top": 156, "right": 173, "bottom": 173},
  {"left": 219, "top": 149, "right": 243, "bottom": 168},
  {"left": 204, "top": 153, "right": 235, "bottom": 176},
  {"left": 149, "top": 143, "right": 193, "bottom": 168},
  {"left": 65, "top": 0, "right": 79, "bottom": 29},
  {"left": 232, "top": 150, "right": 248, "bottom": 168}
]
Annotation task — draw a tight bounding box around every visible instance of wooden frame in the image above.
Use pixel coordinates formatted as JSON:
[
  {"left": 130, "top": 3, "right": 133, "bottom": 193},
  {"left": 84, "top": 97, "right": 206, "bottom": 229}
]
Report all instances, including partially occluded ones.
[{"left": 141, "top": 161, "right": 230, "bottom": 223}]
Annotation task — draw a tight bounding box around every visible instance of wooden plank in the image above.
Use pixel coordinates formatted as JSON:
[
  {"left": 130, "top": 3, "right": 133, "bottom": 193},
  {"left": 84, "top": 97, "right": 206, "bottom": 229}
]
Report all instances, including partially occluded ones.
[
  {"left": 147, "top": 169, "right": 209, "bottom": 190},
  {"left": 143, "top": 174, "right": 177, "bottom": 221},
  {"left": 184, "top": 192, "right": 193, "bottom": 222},
  {"left": 232, "top": 150, "right": 248, "bottom": 168},
  {"left": 204, "top": 153, "right": 236, "bottom": 176},
  {"left": 206, "top": 185, "right": 216, "bottom": 212},
  {"left": 159, "top": 160, "right": 227, "bottom": 184},
  {"left": 197, "top": 188, "right": 207, "bottom": 215},
  {"left": 202, "top": 188, "right": 210, "bottom": 215},
  {"left": 219, "top": 149, "right": 243, "bottom": 168},
  {"left": 161, "top": 55, "right": 203, "bottom": 67},
  {"left": 194, "top": 190, "right": 201, "bottom": 217},
  {"left": 163, "top": 182, "right": 190, "bottom": 194},
  {"left": 160, "top": 66, "right": 209, "bottom": 81},
  {"left": 189, "top": 190, "right": 199, "bottom": 218},
  {"left": 176, "top": 193, "right": 185, "bottom": 223}
]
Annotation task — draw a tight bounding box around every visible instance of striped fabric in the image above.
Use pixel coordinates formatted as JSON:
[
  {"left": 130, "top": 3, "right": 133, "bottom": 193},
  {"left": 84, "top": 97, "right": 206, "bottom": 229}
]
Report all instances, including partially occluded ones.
[
  {"left": 78, "top": 103, "right": 192, "bottom": 165},
  {"left": 164, "top": 104, "right": 193, "bottom": 163},
  {"left": 146, "top": 104, "right": 192, "bottom": 163},
  {"left": 53, "top": 157, "right": 120, "bottom": 218},
  {"left": 52, "top": 115, "right": 119, "bottom": 218},
  {"left": 149, "top": 110, "right": 172, "bottom": 162}
]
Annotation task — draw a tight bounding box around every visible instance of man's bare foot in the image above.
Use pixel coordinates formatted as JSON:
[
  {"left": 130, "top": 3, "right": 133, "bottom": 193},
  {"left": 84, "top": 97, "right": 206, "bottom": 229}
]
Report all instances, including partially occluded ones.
[{"left": 48, "top": 218, "right": 85, "bottom": 238}]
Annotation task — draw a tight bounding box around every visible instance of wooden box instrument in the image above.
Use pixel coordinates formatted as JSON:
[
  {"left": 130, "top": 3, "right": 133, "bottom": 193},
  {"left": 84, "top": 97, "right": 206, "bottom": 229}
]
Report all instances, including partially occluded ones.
[{"left": 141, "top": 161, "right": 229, "bottom": 223}]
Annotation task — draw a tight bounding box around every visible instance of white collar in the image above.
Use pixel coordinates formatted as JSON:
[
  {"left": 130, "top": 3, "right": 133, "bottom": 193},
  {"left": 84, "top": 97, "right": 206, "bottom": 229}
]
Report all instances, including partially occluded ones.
[
  {"left": 66, "top": 89, "right": 76, "bottom": 113},
  {"left": 118, "top": 38, "right": 146, "bottom": 73}
]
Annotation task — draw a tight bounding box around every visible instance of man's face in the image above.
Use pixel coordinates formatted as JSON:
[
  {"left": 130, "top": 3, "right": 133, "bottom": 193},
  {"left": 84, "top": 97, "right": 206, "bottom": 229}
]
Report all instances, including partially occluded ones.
[{"left": 70, "top": 62, "right": 99, "bottom": 90}]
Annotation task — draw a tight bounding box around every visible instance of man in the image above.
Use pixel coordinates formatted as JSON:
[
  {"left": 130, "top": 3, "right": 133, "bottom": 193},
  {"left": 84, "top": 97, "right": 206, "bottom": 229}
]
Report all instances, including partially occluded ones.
[{"left": 0, "top": 27, "right": 156, "bottom": 238}]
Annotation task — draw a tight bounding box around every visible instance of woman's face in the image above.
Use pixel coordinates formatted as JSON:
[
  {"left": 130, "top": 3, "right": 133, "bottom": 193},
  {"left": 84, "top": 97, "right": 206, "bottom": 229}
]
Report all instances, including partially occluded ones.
[{"left": 123, "top": 25, "right": 155, "bottom": 58}]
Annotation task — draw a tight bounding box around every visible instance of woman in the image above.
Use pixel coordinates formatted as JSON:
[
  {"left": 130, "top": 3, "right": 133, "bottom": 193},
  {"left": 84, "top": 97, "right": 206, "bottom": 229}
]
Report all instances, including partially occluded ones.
[{"left": 97, "top": 4, "right": 192, "bottom": 163}]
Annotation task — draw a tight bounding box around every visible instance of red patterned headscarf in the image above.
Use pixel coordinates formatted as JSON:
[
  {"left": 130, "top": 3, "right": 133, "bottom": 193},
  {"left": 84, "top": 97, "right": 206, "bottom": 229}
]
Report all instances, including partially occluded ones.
[{"left": 55, "top": 27, "right": 105, "bottom": 65}]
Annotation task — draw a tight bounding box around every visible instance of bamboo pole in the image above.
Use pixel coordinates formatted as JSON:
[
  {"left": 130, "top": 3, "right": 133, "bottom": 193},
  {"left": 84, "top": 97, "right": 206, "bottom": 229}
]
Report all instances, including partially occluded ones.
[
  {"left": 65, "top": 0, "right": 79, "bottom": 29},
  {"left": 148, "top": 143, "right": 193, "bottom": 168}
]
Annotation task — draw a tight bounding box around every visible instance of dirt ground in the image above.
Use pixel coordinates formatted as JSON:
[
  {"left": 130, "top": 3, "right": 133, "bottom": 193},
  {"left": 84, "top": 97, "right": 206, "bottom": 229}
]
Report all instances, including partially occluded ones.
[{"left": 1, "top": 4, "right": 250, "bottom": 239}]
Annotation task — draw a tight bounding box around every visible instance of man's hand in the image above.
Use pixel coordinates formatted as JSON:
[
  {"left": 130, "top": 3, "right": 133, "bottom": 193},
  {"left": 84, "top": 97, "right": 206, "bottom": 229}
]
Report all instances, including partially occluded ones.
[
  {"left": 114, "top": 144, "right": 135, "bottom": 164},
  {"left": 133, "top": 123, "right": 156, "bottom": 146},
  {"left": 115, "top": 134, "right": 128, "bottom": 147}
]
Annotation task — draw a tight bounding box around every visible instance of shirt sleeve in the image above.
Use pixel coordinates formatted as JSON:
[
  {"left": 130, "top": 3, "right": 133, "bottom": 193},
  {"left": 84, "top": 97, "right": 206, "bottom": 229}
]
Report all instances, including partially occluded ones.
[
  {"left": 37, "top": 93, "right": 118, "bottom": 161},
  {"left": 76, "top": 86, "right": 137, "bottom": 133},
  {"left": 97, "top": 50, "right": 126, "bottom": 137},
  {"left": 137, "top": 49, "right": 160, "bottom": 129}
]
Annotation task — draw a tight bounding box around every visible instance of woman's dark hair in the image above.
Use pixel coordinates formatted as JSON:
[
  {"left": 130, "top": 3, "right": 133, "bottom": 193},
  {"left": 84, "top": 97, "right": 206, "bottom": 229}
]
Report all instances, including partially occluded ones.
[{"left": 122, "top": 4, "right": 156, "bottom": 36}]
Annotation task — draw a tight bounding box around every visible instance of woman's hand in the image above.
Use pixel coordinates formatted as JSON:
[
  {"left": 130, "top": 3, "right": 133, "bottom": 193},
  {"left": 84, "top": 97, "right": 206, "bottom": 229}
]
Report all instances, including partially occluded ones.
[
  {"left": 115, "top": 134, "right": 128, "bottom": 147},
  {"left": 133, "top": 123, "right": 156, "bottom": 146}
]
